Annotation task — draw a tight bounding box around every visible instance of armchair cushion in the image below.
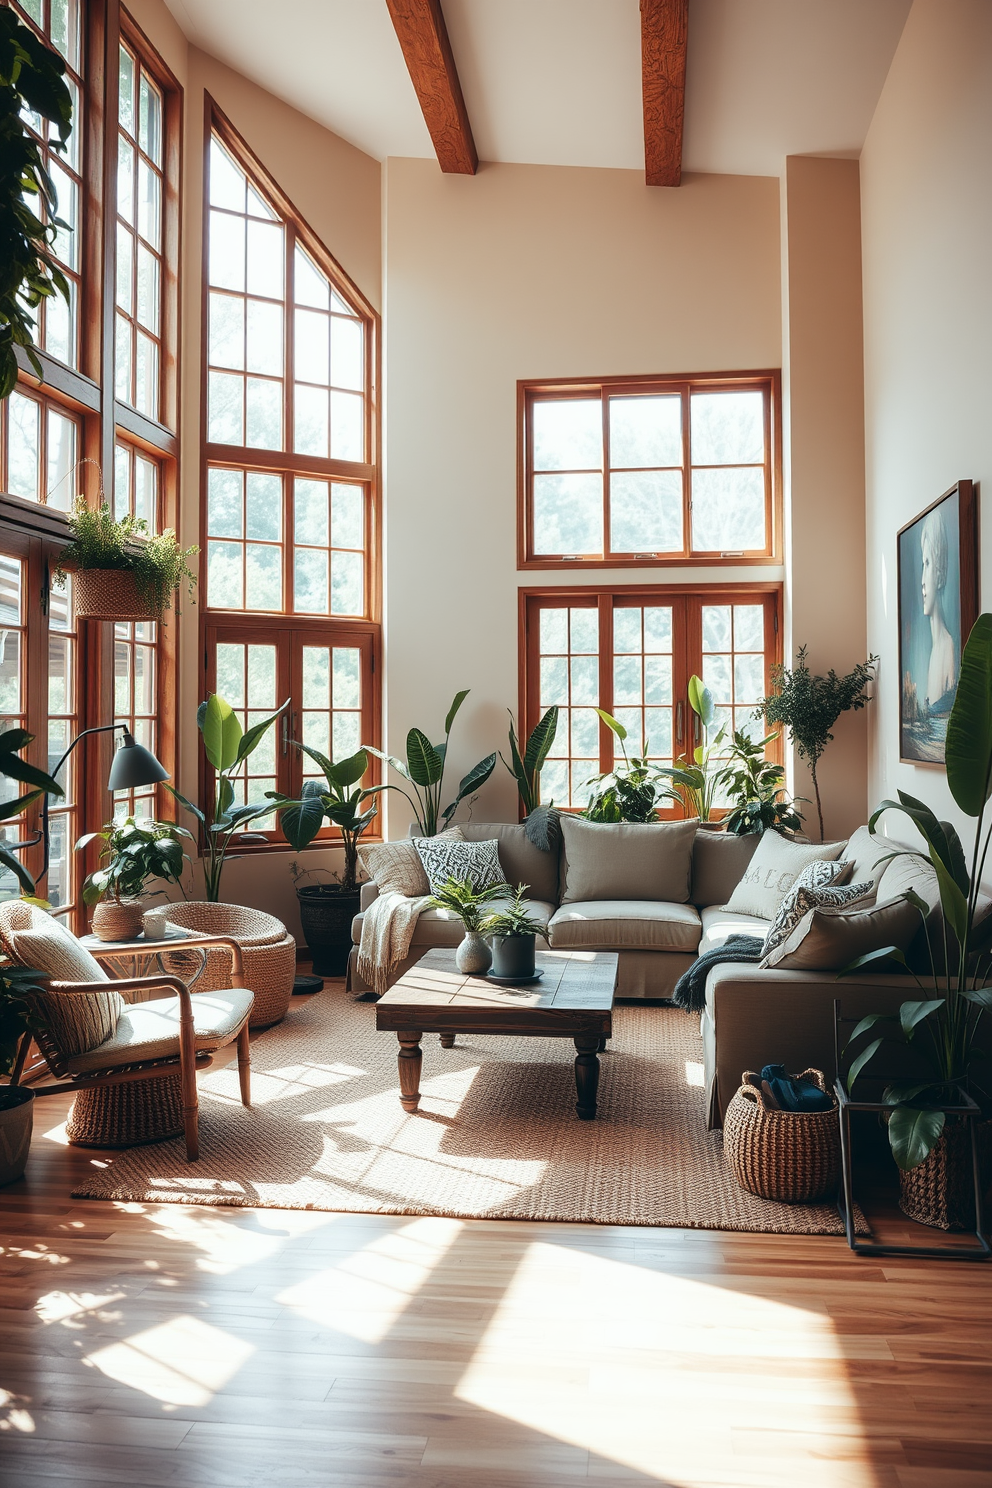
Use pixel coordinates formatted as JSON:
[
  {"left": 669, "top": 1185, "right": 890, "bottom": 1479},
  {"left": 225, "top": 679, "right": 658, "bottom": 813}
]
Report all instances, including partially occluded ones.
[
  {"left": 63, "top": 986, "right": 255, "bottom": 1075},
  {"left": 11, "top": 918, "right": 124, "bottom": 1056}
]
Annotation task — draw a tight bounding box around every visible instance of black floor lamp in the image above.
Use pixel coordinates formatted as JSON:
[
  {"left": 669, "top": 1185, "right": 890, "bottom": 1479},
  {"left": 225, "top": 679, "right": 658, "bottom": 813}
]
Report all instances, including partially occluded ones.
[{"left": 40, "top": 723, "right": 170, "bottom": 881}]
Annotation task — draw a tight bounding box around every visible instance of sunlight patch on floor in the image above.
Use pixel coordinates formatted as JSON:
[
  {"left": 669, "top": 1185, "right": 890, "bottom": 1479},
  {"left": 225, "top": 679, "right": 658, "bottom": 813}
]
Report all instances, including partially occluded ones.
[
  {"left": 203, "top": 1060, "right": 370, "bottom": 1106},
  {"left": 276, "top": 1216, "right": 463, "bottom": 1343},
  {"left": 35, "top": 1290, "right": 126, "bottom": 1325},
  {"left": 141, "top": 1203, "right": 331, "bottom": 1275},
  {"left": 86, "top": 1315, "right": 255, "bottom": 1407},
  {"left": 684, "top": 1059, "right": 705, "bottom": 1087},
  {"left": 40, "top": 1119, "right": 70, "bottom": 1144},
  {"left": 455, "top": 1241, "right": 874, "bottom": 1488}
]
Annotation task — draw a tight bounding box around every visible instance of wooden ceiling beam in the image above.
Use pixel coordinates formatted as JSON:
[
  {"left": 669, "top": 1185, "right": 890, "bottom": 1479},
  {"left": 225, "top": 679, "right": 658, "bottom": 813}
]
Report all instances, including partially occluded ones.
[
  {"left": 385, "top": 0, "right": 478, "bottom": 176},
  {"left": 640, "top": 0, "right": 688, "bottom": 187}
]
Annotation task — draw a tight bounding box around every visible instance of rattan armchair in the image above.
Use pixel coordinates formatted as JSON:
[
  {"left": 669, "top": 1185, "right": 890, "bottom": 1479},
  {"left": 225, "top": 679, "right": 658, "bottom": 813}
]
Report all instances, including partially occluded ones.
[{"left": 0, "top": 903, "right": 254, "bottom": 1161}]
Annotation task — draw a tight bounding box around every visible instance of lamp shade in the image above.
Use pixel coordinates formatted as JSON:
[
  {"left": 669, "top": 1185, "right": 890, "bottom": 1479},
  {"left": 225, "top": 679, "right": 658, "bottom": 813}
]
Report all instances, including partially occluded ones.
[{"left": 107, "top": 729, "right": 170, "bottom": 792}]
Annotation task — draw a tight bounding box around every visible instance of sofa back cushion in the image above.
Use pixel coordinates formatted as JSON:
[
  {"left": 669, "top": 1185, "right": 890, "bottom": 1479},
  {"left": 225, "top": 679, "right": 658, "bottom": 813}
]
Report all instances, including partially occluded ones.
[
  {"left": 842, "top": 825, "right": 893, "bottom": 891},
  {"left": 359, "top": 827, "right": 463, "bottom": 898},
  {"left": 459, "top": 822, "right": 559, "bottom": 903},
  {"left": 723, "top": 833, "right": 845, "bottom": 920},
  {"left": 10, "top": 917, "right": 123, "bottom": 1059},
  {"left": 761, "top": 896, "right": 920, "bottom": 972},
  {"left": 559, "top": 816, "right": 698, "bottom": 904},
  {"left": 690, "top": 829, "right": 761, "bottom": 908}
]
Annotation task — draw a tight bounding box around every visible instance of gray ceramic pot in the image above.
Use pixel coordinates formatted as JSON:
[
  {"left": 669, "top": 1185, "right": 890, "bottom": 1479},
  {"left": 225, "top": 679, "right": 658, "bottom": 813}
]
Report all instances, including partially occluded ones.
[
  {"left": 490, "top": 934, "right": 536, "bottom": 980},
  {"left": 0, "top": 1087, "right": 34, "bottom": 1186},
  {"left": 455, "top": 930, "right": 492, "bottom": 975}
]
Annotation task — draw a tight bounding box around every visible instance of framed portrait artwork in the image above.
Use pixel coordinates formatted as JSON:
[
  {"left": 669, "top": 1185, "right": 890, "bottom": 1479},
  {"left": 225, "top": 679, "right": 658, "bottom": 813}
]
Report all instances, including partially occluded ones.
[{"left": 898, "top": 479, "right": 978, "bottom": 766}]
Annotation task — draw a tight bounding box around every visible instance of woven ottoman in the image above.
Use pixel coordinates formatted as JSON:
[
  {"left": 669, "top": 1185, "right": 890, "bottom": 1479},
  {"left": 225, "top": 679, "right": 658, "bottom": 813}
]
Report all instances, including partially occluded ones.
[{"left": 160, "top": 903, "right": 297, "bottom": 1029}]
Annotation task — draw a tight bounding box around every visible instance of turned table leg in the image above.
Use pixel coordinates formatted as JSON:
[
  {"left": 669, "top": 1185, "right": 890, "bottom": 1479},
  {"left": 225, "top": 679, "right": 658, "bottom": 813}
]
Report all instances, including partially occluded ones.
[
  {"left": 439, "top": 1033, "right": 455, "bottom": 1049},
  {"left": 573, "top": 1035, "right": 601, "bottom": 1120},
  {"left": 397, "top": 1032, "right": 423, "bottom": 1112}
]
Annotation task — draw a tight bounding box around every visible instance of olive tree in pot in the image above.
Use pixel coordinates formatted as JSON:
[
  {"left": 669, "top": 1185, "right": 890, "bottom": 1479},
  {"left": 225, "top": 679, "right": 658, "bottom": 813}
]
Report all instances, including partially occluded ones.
[
  {"left": 0, "top": 727, "right": 64, "bottom": 1185},
  {"left": 481, "top": 884, "right": 548, "bottom": 980},
  {"left": 272, "top": 745, "right": 380, "bottom": 976}
]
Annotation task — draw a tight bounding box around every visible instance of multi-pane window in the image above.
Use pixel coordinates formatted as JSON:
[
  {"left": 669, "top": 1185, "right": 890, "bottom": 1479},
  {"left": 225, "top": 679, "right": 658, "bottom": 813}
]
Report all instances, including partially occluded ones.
[
  {"left": 202, "top": 116, "right": 379, "bottom": 846},
  {"left": 2, "top": 391, "right": 78, "bottom": 508},
  {"left": 524, "top": 588, "right": 780, "bottom": 812},
  {"left": 47, "top": 577, "right": 77, "bottom": 906},
  {"left": 113, "top": 445, "right": 160, "bottom": 819},
  {"left": 13, "top": 0, "right": 83, "bottom": 369},
  {"left": 115, "top": 40, "right": 165, "bottom": 419},
  {"left": 0, "top": 557, "right": 28, "bottom": 902},
  {"left": 520, "top": 374, "right": 779, "bottom": 566}
]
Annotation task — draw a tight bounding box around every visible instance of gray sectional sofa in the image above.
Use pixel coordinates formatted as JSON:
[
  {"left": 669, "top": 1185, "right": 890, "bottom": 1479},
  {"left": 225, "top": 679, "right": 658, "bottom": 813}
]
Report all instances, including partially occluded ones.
[{"left": 348, "top": 818, "right": 950, "bottom": 1127}]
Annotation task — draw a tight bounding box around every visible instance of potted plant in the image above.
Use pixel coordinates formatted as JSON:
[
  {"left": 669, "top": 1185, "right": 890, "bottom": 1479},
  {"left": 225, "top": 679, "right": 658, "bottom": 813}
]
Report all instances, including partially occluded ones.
[
  {"left": 481, "top": 884, "right": 548, "bottom": 980},
  {"left": 364, "top": 690, "right": 496, "bottom": 836},
  {"left": 427, "top": 875, "right": 508, "bottom": 975},
  {"left": 0, "top": 727, "right": 63, "bottom": 1184},
  {"left": 841, "top": 613, "right": 992, "bottom": 1228},
  {"left": 719, "top": 729, "right": 804, "bottom": 836},
  {"left": 0, "top": 7, "right": 74, "bottom": 397},
  {"left": 657, "top": 676, "right": 728, "bottom": 823},
  {"left": 582, "top": 710, "right": 675, "bottom": 822},
  {"left": 271, "top": 745, "right": 380, "bottom": 976},
  {"left": 167, "top": 693, "right": 289, "bottom": 902},
  {"left": 76, "top": 815, "right": 193, "bottom": 941},
  {"left": 757, "top": 645, "right": 877, "bottom": 841},
  {"left": 54, "top": 501, "right": 198, "bottom": 622}
]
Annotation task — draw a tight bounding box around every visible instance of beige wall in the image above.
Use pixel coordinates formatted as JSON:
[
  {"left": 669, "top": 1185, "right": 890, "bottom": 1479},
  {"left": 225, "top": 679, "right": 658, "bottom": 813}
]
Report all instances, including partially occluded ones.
[
  {"left": 781, "top": 156, "right": 868, "bottom": 841},
  {"left": 382, "top": 158, "right": 783, "bottom": 831},
  {"left": 861, "top": 0, "right": 992, "bottom": 847}
]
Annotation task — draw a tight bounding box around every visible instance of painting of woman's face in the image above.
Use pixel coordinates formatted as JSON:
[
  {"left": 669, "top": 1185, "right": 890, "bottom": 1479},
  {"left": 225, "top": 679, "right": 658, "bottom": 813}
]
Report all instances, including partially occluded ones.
[
  {"left": 921, "top": 538, "right": 939, "bottom": 617},
  {"left": 899, "top": 489, "right": 966, "bottom": 766}
]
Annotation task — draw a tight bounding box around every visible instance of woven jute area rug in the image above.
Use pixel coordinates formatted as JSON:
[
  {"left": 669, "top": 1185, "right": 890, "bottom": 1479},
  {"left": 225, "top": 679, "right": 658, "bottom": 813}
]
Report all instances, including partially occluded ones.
[{"left": 73, "top": 994, "right": 864, "bottom": 1235}]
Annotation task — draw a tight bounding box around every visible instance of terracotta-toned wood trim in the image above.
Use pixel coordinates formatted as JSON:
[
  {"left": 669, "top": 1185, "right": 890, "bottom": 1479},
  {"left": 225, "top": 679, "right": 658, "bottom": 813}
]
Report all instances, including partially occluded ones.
[
  {"left": 12, "top": 348, "right": 102, "bottom": 411},
  {"left": 0, "top": 493, "right": 71, "bottom": 541},
  {"left": 640, "top": 0, "right": 688, "bottom": 188},
  {"left": 114, "top": 401, "right": 178, "bottom": 455},
  {"left": 385, "top": 0, "right": 477, "bottom": 176},
  {"left": 203, "top": 444, "right": 373, "bottom": 483}
]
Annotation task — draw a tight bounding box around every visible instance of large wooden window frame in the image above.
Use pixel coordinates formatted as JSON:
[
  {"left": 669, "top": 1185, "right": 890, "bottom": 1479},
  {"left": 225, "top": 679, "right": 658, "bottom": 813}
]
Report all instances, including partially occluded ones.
[
  {"left": 518, "top": 371, "right": 783, "bottom": 570},
  {"left": 520, "top": 582, "right": 783, "bottom": 818},
  {"left": 0, "top": 3, "right": 182, "bottom": 928},
  {"left": 199, "top": 101, "right": 382, "bottom": 851}
]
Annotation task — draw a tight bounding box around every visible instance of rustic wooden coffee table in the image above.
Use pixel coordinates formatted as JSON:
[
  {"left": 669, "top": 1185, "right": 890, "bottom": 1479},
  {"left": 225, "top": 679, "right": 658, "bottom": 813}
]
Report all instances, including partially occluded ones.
[{"left": 375, "top": 947, "right": 618, "bottom": 1120}]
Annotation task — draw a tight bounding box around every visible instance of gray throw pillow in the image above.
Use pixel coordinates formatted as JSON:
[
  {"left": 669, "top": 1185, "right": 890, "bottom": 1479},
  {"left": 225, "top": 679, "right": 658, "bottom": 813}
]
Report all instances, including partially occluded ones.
[
  {"left": 761, "top": 864, "right": 873, "bottom": 959},
  {"left": 559, "top": 816, "right": 698, "bottom": 904},
  {"left": 413, "top": 836, "right": 508, "bottom": 895},
  {"left": 724, "top": 833, "right": 845, "bottom": 920},
  {"left": 761, "top": 895, "right": 921, "bottom": 971}
]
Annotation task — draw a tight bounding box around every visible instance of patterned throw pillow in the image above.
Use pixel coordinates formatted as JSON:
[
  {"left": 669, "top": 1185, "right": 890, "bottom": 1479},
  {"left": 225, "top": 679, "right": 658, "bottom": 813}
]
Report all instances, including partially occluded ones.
[
  {"left": 761, "top": 863, "right": 872, "bottom": 959},
  {"left": 359, "top": 827, "right": 464, "bottom": 898},
  {"left": 413, "top": 836, "right": 508, "bottom": 895},
  {"left": 11, "top": 919, "right": 124, "bottom": 1058}
]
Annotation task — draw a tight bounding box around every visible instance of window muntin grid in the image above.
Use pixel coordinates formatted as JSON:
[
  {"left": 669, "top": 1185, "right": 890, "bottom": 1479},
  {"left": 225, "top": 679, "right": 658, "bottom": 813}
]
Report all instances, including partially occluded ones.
[
  {"left": 2, "top": 390, "right": 78, "bottom": 508},
  {"left": 0, "top": 556, "right": 27, "bottom": 903},
  {"left": 115, "top": 40, "right": 165, "bottom": 420},
  {"left": 214, "top": 640, "right": 279, "bottom": 826},
  {"left": 47, "top": 576, "right": 77, "bottom": 908},
  {"left": 112, "top": 445, "right": 160, "bottom": 819},
  {"left": 537, "top": 604, "right": 600, "bottom": 809}
]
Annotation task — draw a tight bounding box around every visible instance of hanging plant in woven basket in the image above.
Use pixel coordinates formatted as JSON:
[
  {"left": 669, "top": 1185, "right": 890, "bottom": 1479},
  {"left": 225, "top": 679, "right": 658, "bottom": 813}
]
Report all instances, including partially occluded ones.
[{"left": 54, "top": 499, "right": 197, "bottom": 622}]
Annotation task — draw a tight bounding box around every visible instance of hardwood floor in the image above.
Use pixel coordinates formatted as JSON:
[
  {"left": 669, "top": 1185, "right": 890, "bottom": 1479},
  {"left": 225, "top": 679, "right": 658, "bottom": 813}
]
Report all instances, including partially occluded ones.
[{"left": 2, "top": 983, "right": 991, "bottom": 1488}]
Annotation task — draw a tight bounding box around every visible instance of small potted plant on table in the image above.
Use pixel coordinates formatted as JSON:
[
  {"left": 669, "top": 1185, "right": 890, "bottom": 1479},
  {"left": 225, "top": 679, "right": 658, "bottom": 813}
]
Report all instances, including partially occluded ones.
[
  {"left": 481, "top": 884, "right": 547, "bottom": 980},
  {"left": 427, "top": 876, "right": 509, "bottom": 976},
  {"left": 77, "top": 816, "right": 192, "bottom": 941}
]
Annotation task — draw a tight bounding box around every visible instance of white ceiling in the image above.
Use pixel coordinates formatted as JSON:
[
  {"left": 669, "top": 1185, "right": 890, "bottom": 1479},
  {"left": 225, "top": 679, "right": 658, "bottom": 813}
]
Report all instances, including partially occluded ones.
[{"left": 164, "top": 0, "right": 913, "bottom": 178}]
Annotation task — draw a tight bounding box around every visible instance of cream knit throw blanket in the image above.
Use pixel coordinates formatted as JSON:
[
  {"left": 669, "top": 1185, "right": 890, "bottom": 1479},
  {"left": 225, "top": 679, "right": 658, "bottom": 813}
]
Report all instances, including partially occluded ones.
[{"left": 356, "top": 891, "right": 432, "bottom": 996}]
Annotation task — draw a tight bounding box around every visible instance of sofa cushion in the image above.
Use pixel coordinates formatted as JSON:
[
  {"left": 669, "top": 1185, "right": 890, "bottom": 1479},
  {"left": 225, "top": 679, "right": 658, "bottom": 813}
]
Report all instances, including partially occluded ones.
[
  {"left": 723, "top": 833, "right": 845, "bottom": 920},
  {"left": 690, "top": 829, "right": 762, "bottom": 908},
  {"left": 359, "top": 827, "right": 463, "bottom": 898},
  {"left": 842, "top": 825, "right": 893, "bottom": 890},
  {"left": 64, "top": 987, "right": 255, "bottom": 1075},
  {"left": 352, "top": 898, "right": 556, "bottom": 952},
  {"left": 699, "top": 904, "right": 771, "bottom": 955},
  {"left": 11, "top": 918, "right": 124, "bottom": 1058},
  {"left": 761, "top": 896, "right": 921, "bottom": 972},
  {"left": 459, "top": 821, "right": 559, "bottom": 904},
  {"left": 760, "top": 860, "right": 869, "bottom": 957},
  {"left": 559, "top": 816, "right": 698, "bottom": 904},
  {"left": 548, "top": 900, "right": 701, "bottom": 953},
  {"left": 413, "top": 835, "right": 507, "bottom": 894}
]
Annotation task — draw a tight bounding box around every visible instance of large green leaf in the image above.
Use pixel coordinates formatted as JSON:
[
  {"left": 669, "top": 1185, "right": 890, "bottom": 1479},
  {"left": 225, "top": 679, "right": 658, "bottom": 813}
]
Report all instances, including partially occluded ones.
[
  {"left": 946, "top": 611, "right": 992, "bottom": 817},
  {"left": 0, "top": 843, "right": 36, "bottom": 895},
  {"left": 846, "top": 1036, "right": 883, "bottom": 1093},
  {"left": 887, "top": 1104, "right": 946, "bottom": 1171},
  {"left": 444, "top": 690, "right": 470, "bottom": 736},
  {"left": 278, "top": 781, "right": 326, "bottom": 851},
  {"left": 455, "top": 753, "right": 497, "bottom": 802},
  {"left": 523, "top": 707, "right": 559, "bottom": 774},
  {"left": 0, "top": 787, "right": 43, "bottom": 824},
  {"left": 688, "top": 674, "right": 716, "bottom": 729},
  {"left": 235, "top": 700, "right": 289, "bottom": 766},
  {"left": 201, "top": 694, "right": 242, "bottom": 771},
  {"left": 0, "top": 748, "right": 63, "bottom": 796},
  {"left": 330, "top": 748, "right": 368, "bottom": 789},
  {"left": 164, "top": 782, "right": 206, "bottom": 827},
  {"left": 406, "top": 728, "right": 443, "bottom": 787},
  {"left": 838, "top": 946, "right": 911, "bottom": 978},
  {"left": 595, "top": 708, "right": 626, "bottom": 741},
  {"left": 960, "top": 985, "right": 992, "bottom": 1009},
  {"left": 899, "top": 998, "right": 944, "bottom": 1040},
  {"left": 363, "top": 744, "right": 411, "bottom": 781}
]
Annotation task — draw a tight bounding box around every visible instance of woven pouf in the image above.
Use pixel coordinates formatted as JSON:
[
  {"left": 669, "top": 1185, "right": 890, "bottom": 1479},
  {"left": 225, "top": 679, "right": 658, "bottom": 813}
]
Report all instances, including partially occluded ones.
[
  {"left": 159, "top": 902, "right": 296, "bottom": 1030},
  {"left": 66, "top": 1074, "right": 183, "bottom": 1148},
  {"left": 723, "top": 1069, "right": 840, "bottom": 1203}
]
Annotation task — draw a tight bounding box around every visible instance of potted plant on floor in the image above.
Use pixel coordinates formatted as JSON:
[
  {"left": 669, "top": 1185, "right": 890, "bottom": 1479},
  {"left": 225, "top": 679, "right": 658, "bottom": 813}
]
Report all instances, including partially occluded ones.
[
  {"left": 76, "top": 816, "right": 193, "bottom": 941},
  {"left": 364, "top": 690, "right": 496, "bottom": 836},
  {"left": 54, "top": 501, "right": 197, "bottom": 622},
  {"left": 427, "top": 875, "right": 509, "bottom": 975},
  {"left": 481, "top": 884, "right": 547, "bottom": 980},
  {"left": 0, "top": 726, "right": 64, "bottom": 1185},
  {"left": 841, "top": 613, "right": 992, "bottom": 1229},
  {"left": 719, "top": 729, "right": 804, "bottom": 836},
  {"left": 272, "top": 746, "right": 380, "bottom": 976},
  {"left": 582, "top": 710, "right": 675, "bottom": 822},
  {"left": 656, "top": 676, "right": 728, "bottom": 823}
]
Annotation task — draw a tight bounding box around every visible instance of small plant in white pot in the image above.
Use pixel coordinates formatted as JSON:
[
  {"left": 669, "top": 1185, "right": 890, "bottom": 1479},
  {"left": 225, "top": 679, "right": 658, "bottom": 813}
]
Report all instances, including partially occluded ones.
[
  {"left": 78, "top": 816, "right": 192, "bottom": 941},
  {"left": 481, "top": 885, "right": 548, "bottom": 980},
  {"left": 426, "top": 876, "right": 507, "bottom": 975}
]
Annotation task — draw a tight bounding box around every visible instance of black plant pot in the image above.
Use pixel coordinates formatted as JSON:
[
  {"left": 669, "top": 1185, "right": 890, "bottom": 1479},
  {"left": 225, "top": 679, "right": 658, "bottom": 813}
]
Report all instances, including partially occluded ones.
[
  {"left": 490, "top": 933, "right": 537, "bottom": 980},
  {"left": 296, "top": 885, "right": 361, "bottom": 977}
]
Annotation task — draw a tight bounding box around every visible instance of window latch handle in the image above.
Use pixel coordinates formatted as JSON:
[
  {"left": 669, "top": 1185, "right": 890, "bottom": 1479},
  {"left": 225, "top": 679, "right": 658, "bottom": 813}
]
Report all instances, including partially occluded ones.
[{"left": 676, "top": 701, "right": 684, "bottom": 747}]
